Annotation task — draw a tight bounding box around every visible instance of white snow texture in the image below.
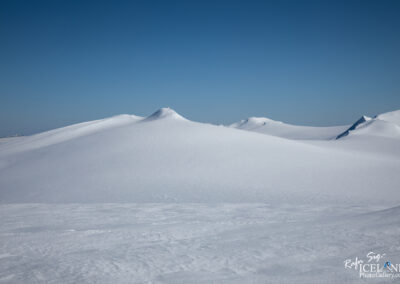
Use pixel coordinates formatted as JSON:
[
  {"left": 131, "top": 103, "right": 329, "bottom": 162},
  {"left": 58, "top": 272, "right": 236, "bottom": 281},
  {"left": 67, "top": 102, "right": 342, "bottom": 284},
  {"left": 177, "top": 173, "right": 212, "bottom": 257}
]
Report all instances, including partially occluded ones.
[{"left": 0, "top": 107, "right": 399, "bottom": 283}]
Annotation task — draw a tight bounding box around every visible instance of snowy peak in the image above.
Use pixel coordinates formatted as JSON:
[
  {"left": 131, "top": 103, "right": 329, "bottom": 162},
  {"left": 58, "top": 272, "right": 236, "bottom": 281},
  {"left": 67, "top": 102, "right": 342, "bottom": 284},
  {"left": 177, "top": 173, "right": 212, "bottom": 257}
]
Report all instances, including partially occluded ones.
[
  {"left": 336, "top": 110, "right": 400, "bottom": 139},
  {"left": 336, "top": 115, "right": 371, "bottom": 139},
  {"left": 1, "top": 107, "right": 400, "bottom": 204},
  {"left": 245, "top": 117, "right": 276, "bottom": 124},
  {"left": 231, "top": 116, "right": 278, "bottom": 130},
  {"left": 359, "top": 115, "right": 371, "bottom": 122},
  {"left": 143, "top": 107, "right": 186, "bottom": 122},
  {"left": 231, "top": 116, "right": 348, "bottom": 140}
]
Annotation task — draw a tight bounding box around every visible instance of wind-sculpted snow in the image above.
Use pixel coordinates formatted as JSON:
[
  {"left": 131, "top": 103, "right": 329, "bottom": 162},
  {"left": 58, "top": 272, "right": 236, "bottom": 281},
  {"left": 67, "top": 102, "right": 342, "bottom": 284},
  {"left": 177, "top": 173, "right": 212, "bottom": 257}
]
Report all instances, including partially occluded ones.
[
  {"left": 0, "top": 203, "right": 399, "bottom": 283},
  {"left": 0, "top": 108, "right": 399, "bottom": 204}
]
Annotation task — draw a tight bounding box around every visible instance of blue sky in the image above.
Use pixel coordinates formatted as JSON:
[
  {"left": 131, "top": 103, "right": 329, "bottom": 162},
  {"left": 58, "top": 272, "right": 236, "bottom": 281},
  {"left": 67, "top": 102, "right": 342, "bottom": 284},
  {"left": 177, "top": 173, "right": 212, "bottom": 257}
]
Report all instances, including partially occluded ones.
[{"left": 1, "top": 0, "right": 399, "bottom": 136}]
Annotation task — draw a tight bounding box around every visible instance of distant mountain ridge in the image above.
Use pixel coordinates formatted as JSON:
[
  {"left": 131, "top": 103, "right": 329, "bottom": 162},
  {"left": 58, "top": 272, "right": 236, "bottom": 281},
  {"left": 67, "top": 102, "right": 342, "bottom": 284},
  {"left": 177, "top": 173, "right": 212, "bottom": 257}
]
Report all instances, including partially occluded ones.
[
  {"left": 230, "top": 116, "right": 348, "bottom": 140},
  {"left": 229, "top": 109, "right": 400, "bottom": 140},
  {"left": 0, "top": 108, "right": 399, "bottom": 204}
]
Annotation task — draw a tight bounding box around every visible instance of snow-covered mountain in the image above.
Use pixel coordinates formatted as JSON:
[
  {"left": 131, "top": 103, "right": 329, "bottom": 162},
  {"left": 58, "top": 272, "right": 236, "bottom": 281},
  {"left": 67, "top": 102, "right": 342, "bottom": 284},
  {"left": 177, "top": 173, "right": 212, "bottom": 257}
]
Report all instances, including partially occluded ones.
[
  {"left": 336, "top": 115, "right": 372, "bottom": 139},
  {"left": 230, "top": 117, "right": 349, "bottom": 140},
  {"left": 1, "top": 108, "right": 400, "bottom": 283},
  {"left": 141, "top": 106, "right": 186, "bottom": 121},
  {"left": 336, "top": 110, "right": 400, "bottom": 139},
  {"left": 0, "top": 108, "right": 399, "bottom": 204},
  {"left": 230, "top": 110, "right": 400, "bottom": 140}
]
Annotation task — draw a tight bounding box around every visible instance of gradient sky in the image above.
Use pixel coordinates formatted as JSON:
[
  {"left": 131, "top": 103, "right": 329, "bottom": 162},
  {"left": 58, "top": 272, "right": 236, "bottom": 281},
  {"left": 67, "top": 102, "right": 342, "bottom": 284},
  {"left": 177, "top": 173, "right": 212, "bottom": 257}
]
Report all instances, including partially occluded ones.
[{"left": 1, "top": 0, "right": 400, "bottom": 136}]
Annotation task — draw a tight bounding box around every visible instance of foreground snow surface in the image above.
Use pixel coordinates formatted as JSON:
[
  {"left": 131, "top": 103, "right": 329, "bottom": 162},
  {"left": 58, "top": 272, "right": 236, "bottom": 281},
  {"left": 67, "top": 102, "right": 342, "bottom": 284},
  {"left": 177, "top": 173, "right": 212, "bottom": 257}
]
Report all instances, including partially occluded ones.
[{"left": 1, "top": 203, "right": 399, "bottom": 283}]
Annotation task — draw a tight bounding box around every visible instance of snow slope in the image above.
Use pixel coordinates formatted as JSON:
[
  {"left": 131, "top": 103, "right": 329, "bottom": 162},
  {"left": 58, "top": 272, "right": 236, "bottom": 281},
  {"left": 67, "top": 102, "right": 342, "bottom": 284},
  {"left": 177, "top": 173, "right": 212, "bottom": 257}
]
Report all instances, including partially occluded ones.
[
  {"left": 0, "top": 114, "right": 142, "bottom": 154},
  {"left": 376, "top": 109, "right": 400, "bottom": 125},
  {"left": 336, "top": 110, "right": 400, "bottom": 139},
  {"left": 230, "top": 117, "right": 349, "bottom": 140},
  {"left": 0, "top": 108, "right": 399, "bottom": 204}
]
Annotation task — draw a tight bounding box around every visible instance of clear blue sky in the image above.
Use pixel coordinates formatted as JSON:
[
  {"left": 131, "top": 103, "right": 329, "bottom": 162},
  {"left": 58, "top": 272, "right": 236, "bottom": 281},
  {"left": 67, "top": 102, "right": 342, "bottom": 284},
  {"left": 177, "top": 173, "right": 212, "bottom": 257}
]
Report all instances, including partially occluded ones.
[{"left": 1, "top": 0, "right": 399, "bottom": 136}]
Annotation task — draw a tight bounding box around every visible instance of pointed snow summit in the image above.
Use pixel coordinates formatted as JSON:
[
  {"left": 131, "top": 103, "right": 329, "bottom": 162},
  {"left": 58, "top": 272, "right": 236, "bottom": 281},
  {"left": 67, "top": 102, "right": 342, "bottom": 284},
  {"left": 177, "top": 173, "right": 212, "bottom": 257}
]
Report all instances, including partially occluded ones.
[
  {"left": 336, "top": 110, "right": 400, "bottom": 139},
  {"left": 143, "top": 107, "right": 187, "bottom": 122},
  {"left": 336, "top": 115, "right": 372, "bottom": 139}
]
